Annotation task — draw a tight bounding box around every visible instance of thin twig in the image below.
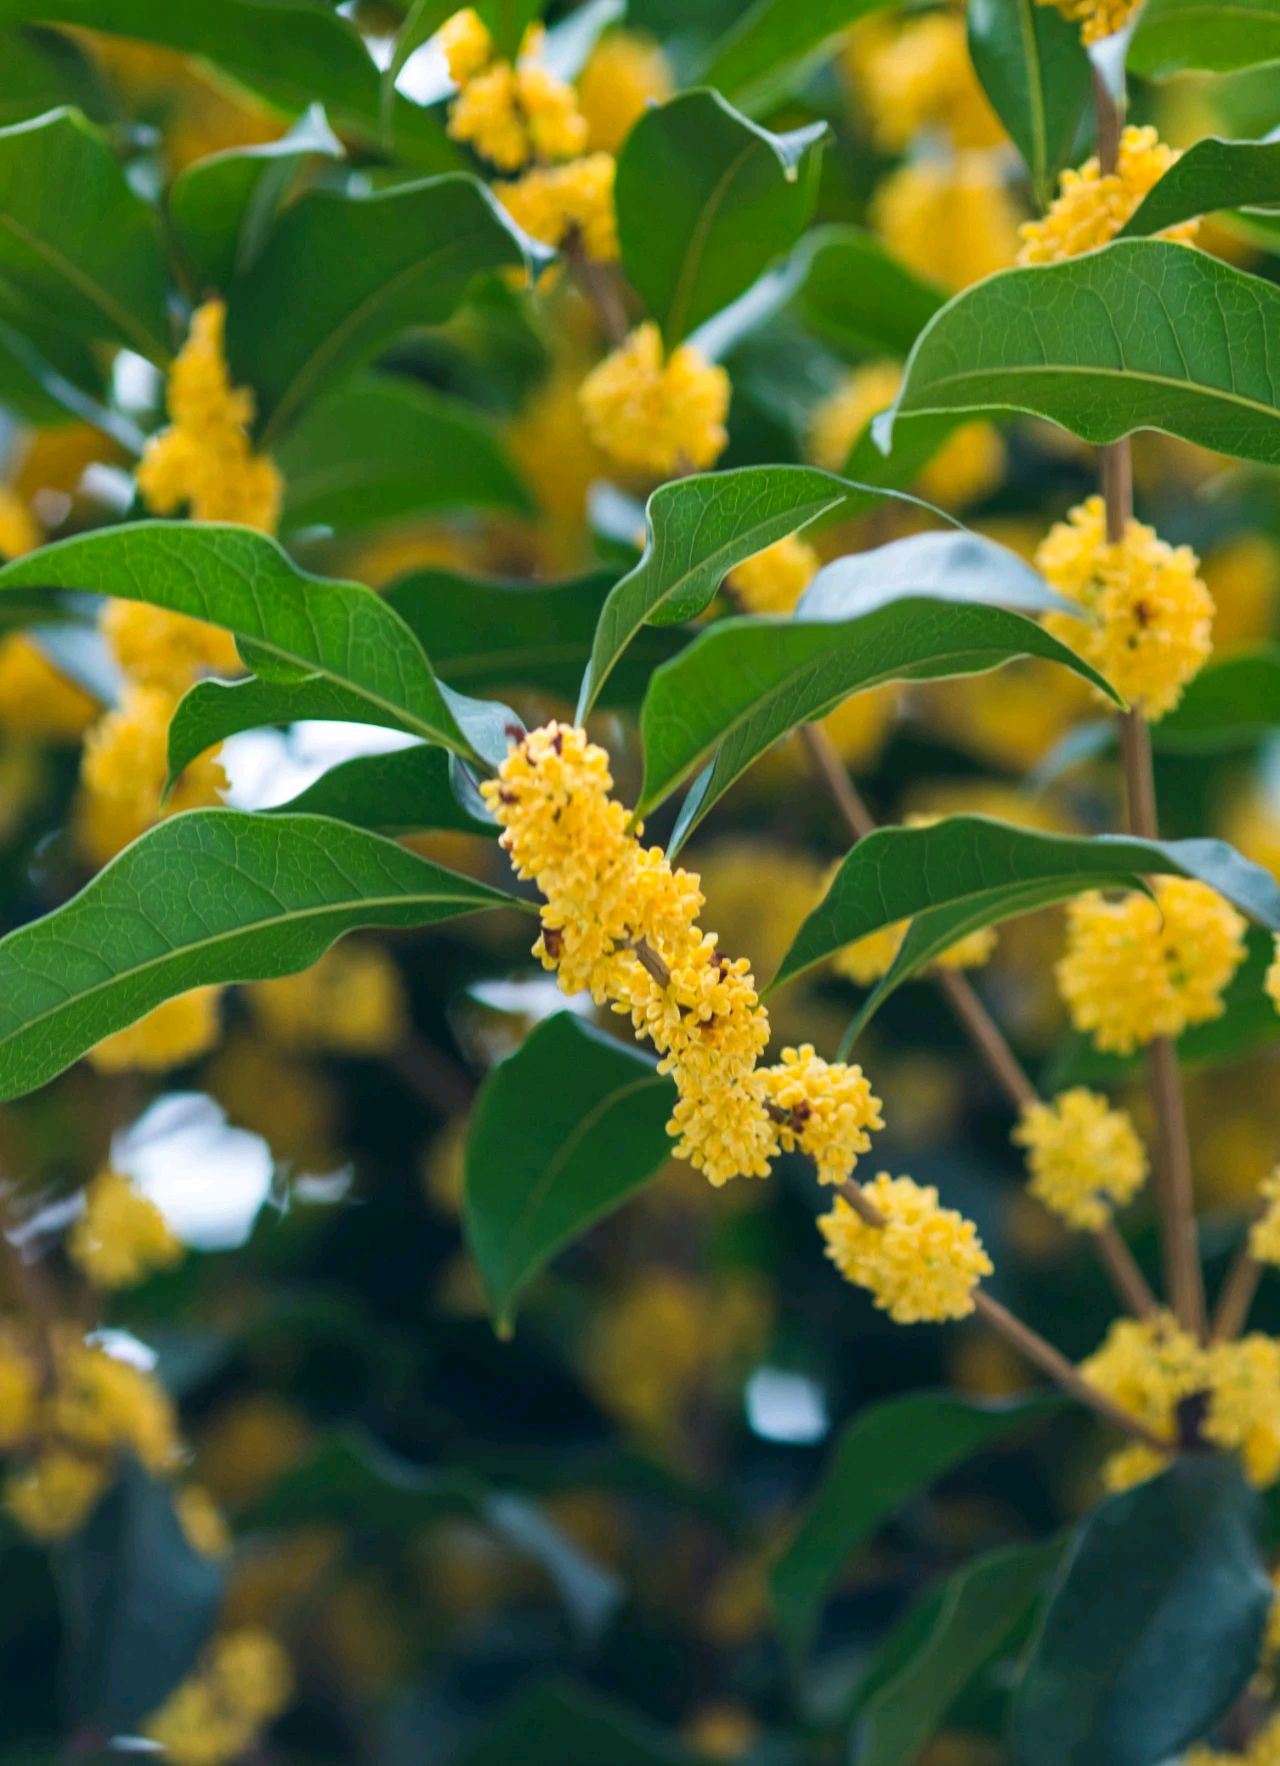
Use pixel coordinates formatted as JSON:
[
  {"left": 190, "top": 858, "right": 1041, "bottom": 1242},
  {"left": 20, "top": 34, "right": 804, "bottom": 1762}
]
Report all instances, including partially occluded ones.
[
  {"left": 1211, "top": 1238, "right": 1263, "bottom": 1342},
  {"left": 0, "top": 1195, "right": 59, "bottom": 1388},
  {"left": 798, "top": 723, "right": 877, "bottom": 839},
  {"left": 564, "top": 236, "right": 630, "bottom": 346},
  {"left": 390, "top": 1037, "right": 476, "bottom": 1118}
]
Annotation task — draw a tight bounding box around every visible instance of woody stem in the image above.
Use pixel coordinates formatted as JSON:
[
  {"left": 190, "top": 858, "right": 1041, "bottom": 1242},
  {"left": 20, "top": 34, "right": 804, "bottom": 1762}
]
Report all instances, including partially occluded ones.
[{"left": 1211, "top": 1237, "right": 1263, "bottom": 1342}]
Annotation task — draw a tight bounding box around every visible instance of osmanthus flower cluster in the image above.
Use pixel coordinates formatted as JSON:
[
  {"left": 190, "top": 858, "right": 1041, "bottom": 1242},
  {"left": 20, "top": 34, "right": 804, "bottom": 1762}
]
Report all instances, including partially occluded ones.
[
  {"left": 144, "top": 1628, "right": 293, "bottom": 1766},
  {"left": 67, "top": 1167, "right": 184, "bottom": 1290},
  {"left": 483, "top": 723, "right": 991, "bottom": 1324},
  {"left": 1189, "top": 1713, "right": 1280, "bottom": 1766},
  {"left": 1019, "top": 125, "right": 1196, "bottom": 263},
  {"left": 1037, "top": 0, "right": 1143, "bottom": 46},
  {"left": 1013, "top": 1088, "right": 1148, "bottom": 1231},
  {"left": 1083, "top": 1313, "right": 1280, "bottom": 1492},
  {"left": 578, "top": 321, "right": 731, "bottom": 478}
]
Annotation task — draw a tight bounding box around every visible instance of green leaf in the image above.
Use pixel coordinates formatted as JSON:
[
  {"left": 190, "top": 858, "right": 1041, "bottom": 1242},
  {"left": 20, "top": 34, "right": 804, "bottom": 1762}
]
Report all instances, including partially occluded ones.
[
  {"left": 0, "top": 810, "right": 521, "bottom": 1100},
  {"left": 636, "top": 533, "right": 1116, "bottom": 835},
  {"left": 0, "top": 107, "right": 169, "bottom": 361},
  {"left": 0, "top": 299, "right": 111, "bottom": 429},
  {"left": 881, "top": 241, "right": 1280, "bottom": 466},
  {"left": 773, "top": 818, "right": 1280, "bottom": 1002},
  {"left": 770, "top": 1393, "right": 1061, "bottom": 1663},
  {"left": 615, "top": 90, "right": 826, "bottom": 344},
  {"left": 250, "top": 1430, "right": 620, "bottom": 1641},
  {"left": 1154, "top": 647, "right": 1280, "bottom": 751},
  {"left": 793, "top": 226, "right": 945, "bottom": 359},
  {"left": 0, "top": 521, "right": 498, "bottom": 766},
  {"left": 58, "top": 1459, "right": 223, "bottom": 1735},
  {"left": 1129, "top": 0, "right": 1280, "bottom": 74},
  {"left": 465, "top": 1014, "right": 674, "bottom": 1332},
  {"left": 224, "top": 174, "right": 539, "bottom": 441},
  {"left": 458, "top": 1680, "right": 694, "bottom": 1766},
  {"left": 698, "top": 0, "right": 890, "bottom": 114},
  {"left": 966, "top": 0, "right": 1092, "bottom": 205},
  {"left": 1122, "top": 134, "right": 1280, "bottom": 238},
  {"left": 0, "top": 23, "right": 109, "bottom": 128},
  {"left": 1012, "top": 1457, "right": 1272, "bottom": 1766},
  {"left": 168, "top": 104, "right": 344, "bottom": 292},
  {"left": 855, "top": 1541, "right": 1063, "bottom": 1766},
  {"left": 578, "top": 464, "right": 941, "bottom": 718},
  {"left": 270, "top": 744, "right": 497, "bottom": 837},
  {"left": 389, "top": 569, "right": 683, "bottom": 708},
  {"left": 7, "top": 0, "right": 456, "bottom": 166}
]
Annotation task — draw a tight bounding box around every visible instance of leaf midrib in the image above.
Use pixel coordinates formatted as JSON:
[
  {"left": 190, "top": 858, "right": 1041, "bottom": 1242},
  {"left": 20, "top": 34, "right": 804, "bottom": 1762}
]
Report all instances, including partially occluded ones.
[
  {"left": 0, "top": 207, "right": 167, "bottom": 363},
  {"left": 903, "top": 359, "right": 1280, "bottom": 423}
]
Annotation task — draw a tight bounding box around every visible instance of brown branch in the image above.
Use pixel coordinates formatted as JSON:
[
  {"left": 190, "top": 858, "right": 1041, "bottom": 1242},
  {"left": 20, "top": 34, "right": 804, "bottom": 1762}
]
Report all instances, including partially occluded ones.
[
  {"left": 564, "top": 236, "right": 630, "bottom": 346},
  {"left": 798, "top": 723, "right": 877, "bottom": 839},
  {"left": 1211, "top": 1238, "right": 1263, "bottom": 1342}
]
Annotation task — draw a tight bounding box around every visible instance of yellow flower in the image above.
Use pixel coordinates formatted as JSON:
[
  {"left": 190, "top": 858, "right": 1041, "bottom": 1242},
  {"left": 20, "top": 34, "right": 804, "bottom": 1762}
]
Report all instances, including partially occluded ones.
[
  {"left": 833, "top": 918, "right": 997, "bottom": 986},
  {"left": 0, "top": 484, "right": 40, "bottom": 559},
  {"left": 1019, "top": 126, "right": 1197, "bottom": 263},
  {"left": 1250, "top": 1166, "right": 1280, "bottom": 1266},
  {"left": 807, "top": 360, "right": 1003, "bottom": 506},
  {"left": 924, "top": 660, "right": 1089, "bottom": 772},
  {"left": 76, "top": 683, "right": 227, "bottom": 866},
  {"left": 247, "top": 943, "right": 407, "bottom": 1057},
  {"left": 577, "top": 31, "right": 672, "bottom": 153},
  {"left": 1204, "top": 1334, "right": 1280, "bottom": 1489},
  {"left": 518, "top": 62, "right": 590, "bottom": 161},
  {"left": 47, "top": 1335, "right": 181, "bottom": 1475},
  {"left": 447, "top": 44, "right": 587, "bottom": 170},
  {"left": 438, "top": 8, "right": 492, "bottom": 83},
  {"left": 177, "top": 1485, "right": 232, "bottom": 1559},
  {"left": 102, "top": 599, "right": 241, "bottom": 692},
  {"left": 818, "top": 1175, "right": 992, "bottom": 1322},
  {"left": 495, "top": 152, "right": 618, "bottom": 259},
  {"left": 761, "top": 1044, "right": 884, "bottom": 1185},
  {"left": 88, "top": 988, "right": 224, "bottom": 1074},
  {"left": 68, "top": 1168, "right": 184, "bottom": 1289},
  {"left": 917, "top": 422, "right": 1006, "bottom": 511},
  {"left": 1268, "top": 936, "right": 1280, "bottom": 1015},
  {"left": 0, "top": 633, "right": 99, "bottom": 742},
  {"left": 144, "top": 1629, "right": 293, "bottom": 1766},
  {"left": 1036, "top": 0, "right": 1144, "bottom": 47},
  {"left": 871, "top": 154, "right": 1022, "bottom": 291},
  {"left": 725, "top": 535, "right": 819, "bottom": 614},
  {"left": 1057, "top": 879, "right": 1247, "bottom": 1054},
  {"left": 482, "top": 724, "right": 886, "bottom": 1188},
  {"left": 579, "top": 323, "right": 730, "bottom": 477},
  {"left": 137, "top": 300, "right": 282, "bottom": 532},
  {"left": 1012, "top": 1088, "right": 1147, "bottom": 1230},
  {"left": 4, "top": 1450, "right": 108, "bottom": 1540},
  {"left": 1081, "top": 1312, "right": 1191, "bottom": 1477},
  {"left": 1203, "top": 533, "right": 1279, "bottom": 653},
  {"left": 846, "top": 12, "right": 1005, "bottom": 151},
  {"left": 1037, "top": 495, "right": 1213, "bottom": 720},
  {"left": 694, "top": 840, "right": 827, "bottom": 990},
  {"left": 0, "top": 1333, "right": 38, "bottom": 1449}
]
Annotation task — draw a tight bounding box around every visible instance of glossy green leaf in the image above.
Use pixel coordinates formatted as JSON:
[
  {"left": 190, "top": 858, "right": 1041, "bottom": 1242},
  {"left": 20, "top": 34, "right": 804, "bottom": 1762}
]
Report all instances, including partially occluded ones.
[
  {"left": 0, "top": 521, "right": 499, "bottom": 766},
  {"left": 1123, "top": 134, "right": 1280, "bottom": 238},
  {"left": 0, "top": 810, "right": 522, "bottom": 1100},
  {"left": 855, "top": 1541, "right": 1063, "bottom": 1766},
  {"left": 967, "top": 0, "right": 1092, "bottom": 204},
  {"left": 458, "top": 1680, "right": 694, "bottom": 1766},
  {"left": 578, "top": 465, "right": 940, "bottom": 718},
  {"left": 465, "top": 1013, "right": 674, "bottom": 1332},
  {"left": 0, "top": 107, "right": 169, "bottom": 361},
  {"left": 58, "top": 1459, "right": 223, "bottom": 1735},
  {"left": 793, "top": 226, "right": 945, "bottom": 359},
  {"left": 1012, "top": 1457, "right": 1271, "bottom": 1766},
  {"left": 771, "top": 1394, "right": 1061, "bottom": 1662},
  {"left": 637, "top": 534, "right": 1116, "bottom": 833},
  {"left": 7, "top": 0, "right": 455, "bottom": 165},
  {"left": 278, "top": 374, "right": 532, "bottom": 532},
  {"left": 699, "top": 0, "right": 890, "bottom": 113},
  {"left": 0, "top": 298, "right": 110, "bottom": 428},
  {"left": 1129, "top": 0, "right": 1280, "bottom": 74},
  {"left": 270, "top": 744, "right": 496, "bottom": 837},
  {"left": 390, "top": 569, "right": 682, "bottom": 708},
  {"left": 881, "top": 241, "right": 1280, "bottom": 465},
  {"left": 1154, "top": 647, "right": 1280, "bottom": 751},
  {"left": 225, "top": 175, "right": 539, "bottom": 440},
  {"left": 0, "top": 23, "right": 108, "bottom": 128},
  {"left": 168, "top": 104, "right": 344, "bottom": 291},
  {"left": 615, "top": 90, "right": 826, "bottom": 344},
  {"left": 773, "top": 818, "right": 1280, "bottom": 1003}
]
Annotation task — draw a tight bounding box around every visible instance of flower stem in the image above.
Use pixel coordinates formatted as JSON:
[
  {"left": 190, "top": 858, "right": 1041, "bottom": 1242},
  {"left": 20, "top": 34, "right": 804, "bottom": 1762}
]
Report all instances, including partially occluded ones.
[{"left": 1211, "top": 1237, "right": 1263, "bottom": 1342}]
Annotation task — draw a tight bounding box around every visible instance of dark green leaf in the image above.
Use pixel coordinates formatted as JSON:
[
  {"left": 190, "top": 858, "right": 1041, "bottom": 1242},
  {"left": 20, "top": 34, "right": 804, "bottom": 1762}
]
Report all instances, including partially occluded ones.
[
  {"left": 1012, "top": 1457, "right": 1272, "bottom": 1766},
  {"left": 773, "top": 818, "right": 1280, "bottom": 1001},
  {"left": 0, "top": 810, "right": 522, "bottom": 1100},
  {"left": 278, "top": 374, "right": 531, "bottom": 533},
  {"left": 58, "top": 1459, "right": 223, "bottom": 1735},
  {"left": 0, "top": 24, "right": 108, "bottom": 128},
  {"left": 881, "top": 241, "right": 1280, "bottom": 465},
  {"left": 1129, "top": 0, "right": 1280, "bottom": 75},
  {"left": 615, "top": 90, "right": 826, "bottom": 344},
  {"left": 698, "top": 0, "right": 890, "bottom": 114},
  {"left": 855, "top": 1541, "right": 1063, "bottom": 1766},
  {"left": 771, "top": 1394, "right": 1060, "bottom": 1662},
  {"left": 1154, "top": 647, "right": 1280, "bottom": 751},
  {"left": 458, "top": 1680, "right": 694, "bottom": 1766},
  {"left": 637, "top": 534, "right": 1115, "bottom": 834},
  {"left": 0, "top": 521, "right": 498, "bottom": 766},
  {"left": 793, "top": 226, "right": 945, "bottom": 359},
  {"left": 0, "top": 301, "right": 111, "bottom": 429},
  {"left": 578, "top": 464, "right": 941, "bottom": 717},
  {"left": 168, "top": 104, "right": 344, "bottom": 291},
  {"left": 270, "top": 744, "right": 496, "bottom": 837},
  {"left": 465, "top": 1013, "right": 674, "bottom": 1332},
  {"left": 391, "top": 568, "right": 683, "bottom": 709},
  {"left": 967, "top": 0, "right": 1092, "bottom": 205},
  {"left": 1123, "top": 134, "right": 1280, "bottom": 238},
  {"left": 0, "top": 107, "right": 169, "bottom": 361},
  {"left": 225, "top": 175, "right": 539, "bottom": 440}
]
